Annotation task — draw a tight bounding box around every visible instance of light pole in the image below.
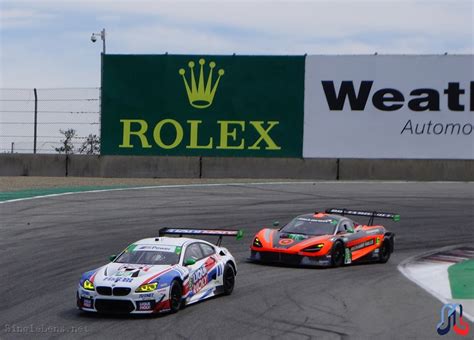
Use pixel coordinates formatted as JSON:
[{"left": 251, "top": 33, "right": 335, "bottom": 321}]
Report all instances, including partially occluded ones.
[
  {"left": 91, "top": 28, "right": 106, "bottom": 150},
  {"left": 91, "top": 28, "right": 106, "bottom": 54}
]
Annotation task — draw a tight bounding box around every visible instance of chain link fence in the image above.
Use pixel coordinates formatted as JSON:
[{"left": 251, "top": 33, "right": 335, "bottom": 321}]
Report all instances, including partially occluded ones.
[{"left": 0, "top": 88, "right": 100, "bottom": 154}]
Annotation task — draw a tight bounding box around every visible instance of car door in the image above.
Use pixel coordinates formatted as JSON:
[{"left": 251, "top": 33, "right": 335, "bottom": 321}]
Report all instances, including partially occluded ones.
[
  {"left": 340, "top": 220, "right": 379, "bottom": 261},
  {"left": 183, "top": 242, "right": 217, "bottom": 304}
]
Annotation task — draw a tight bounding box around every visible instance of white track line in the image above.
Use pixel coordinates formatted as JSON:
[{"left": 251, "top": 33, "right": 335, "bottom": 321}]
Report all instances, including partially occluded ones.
[{"left": 0, "top": 181, "right": 316, "bottom": 205}]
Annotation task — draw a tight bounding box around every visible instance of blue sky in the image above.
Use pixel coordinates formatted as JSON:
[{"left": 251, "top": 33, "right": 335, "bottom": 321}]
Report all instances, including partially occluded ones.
[{"left": 1, "top": 0, "right": 473, "bottom": 88}]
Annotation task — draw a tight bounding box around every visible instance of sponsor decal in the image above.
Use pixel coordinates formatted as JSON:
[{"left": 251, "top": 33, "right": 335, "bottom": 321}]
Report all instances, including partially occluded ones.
[
  {"left": 135, "top": 245, "right": 176, "bottom": 252},
  {"left": 376, "top": 237, "right": 381, "bottom": 245},
  {"left": 344, "top": 248, "right": 352, "bottom": 264},
  {"left": 191, "top": 266, "right": 208, "bottom": 294},
  {"left": 351, "top": 239, "right": 375, "bottom": 252},
  {"left": 166, "top": 229, "right": 237, "bottom": 235},
  {"left": 322, "top": 81, "right": 473, "bottom": 113},
  {"left": 437, "top": 303, "right": 470, "bottom": 336},
  {"left": 298, "top": 217, "right": 334, "bottom": 223},
  {"left": 401, "top": 120, "right": 473, "bottom": 136},
  {"left": 138, "top": 293, "right": 154, "bottom": 299},
  {"left": 82, "top": 298, "right": 92, "bottom": 308},
  {"left": 104, "top": 277, "right": 134, "bottom": 283},
  {"left": 138, "top": 301, "right": 153, "bottom": 311},
  {"left": 279, "top": 239, "right": 294, "bottom": 246}
]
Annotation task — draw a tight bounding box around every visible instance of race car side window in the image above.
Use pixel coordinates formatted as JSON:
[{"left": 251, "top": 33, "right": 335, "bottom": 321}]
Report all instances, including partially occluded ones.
[
  {"left": 184, "top": 243, "right": 204, "bottom": 261},
  {"left": 338, "top": 220, "right": 355, "bottom": 233},
  {"left": 199, "top": 243, "right": 216, "bottom": 257}
]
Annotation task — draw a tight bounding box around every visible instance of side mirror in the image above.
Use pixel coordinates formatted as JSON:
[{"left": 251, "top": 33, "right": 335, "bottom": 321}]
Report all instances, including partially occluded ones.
[
  {"left": 109, "top": 254, "right": 117, "bottom": 262},
  {"left": 273, "top": 221, "right": 279, "bottom": 227},
  {"left": 184, "top": 258, "right": 196, "bottom": 266}
]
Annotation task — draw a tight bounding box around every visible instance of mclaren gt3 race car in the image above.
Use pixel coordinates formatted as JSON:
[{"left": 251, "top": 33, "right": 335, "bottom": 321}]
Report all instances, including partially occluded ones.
[
  {"left": 250, "top": 208, "right": 399, "bottom": 267},
  {"left": 77, "top": 228, "right": 242, "bottom": 314}
]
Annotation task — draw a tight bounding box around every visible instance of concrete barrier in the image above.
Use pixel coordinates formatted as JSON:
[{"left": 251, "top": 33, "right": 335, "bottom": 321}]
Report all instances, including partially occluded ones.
[
  {"left": 0, "top": 154, "right": 66, "bottom": 176},
  {"left": 68, "top": 155, "right": 200, "bottom": 178},
  {"left": 0, "top": 155, "right": 473, "bottom": 181},
  {"left": 339, "top": 159, "right": 474, "bottom": 181},
  {"left": 67, "top": 155, "right": 101, "bottom": 177},
  {"left": 201, "top": 157, "right": 337, "bottom": 179}
]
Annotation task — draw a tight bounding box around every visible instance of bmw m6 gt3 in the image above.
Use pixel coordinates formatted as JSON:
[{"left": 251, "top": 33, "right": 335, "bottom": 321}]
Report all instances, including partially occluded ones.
[{"left": 77, "top": 228, "right": 242, "bottom": 314}]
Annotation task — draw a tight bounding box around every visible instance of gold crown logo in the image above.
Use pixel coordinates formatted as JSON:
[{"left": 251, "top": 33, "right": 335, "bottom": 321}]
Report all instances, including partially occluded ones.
[{"left": 179, "top": 58, "right": 224, "bottom": 109}]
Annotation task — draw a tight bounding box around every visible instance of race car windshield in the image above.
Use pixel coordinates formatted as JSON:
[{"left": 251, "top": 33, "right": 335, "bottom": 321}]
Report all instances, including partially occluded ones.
[
  {"left": 281, "top": 217, "right": 337, "bottom": 236},
  {"left": 115, "top": 245, "right": 180, "bottom": 265}
]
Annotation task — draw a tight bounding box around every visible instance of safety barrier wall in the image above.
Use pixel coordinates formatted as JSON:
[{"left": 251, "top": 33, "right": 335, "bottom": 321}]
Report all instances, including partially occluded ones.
[{"left": 0, "top": 155, "right": 472, "bottom": 181}]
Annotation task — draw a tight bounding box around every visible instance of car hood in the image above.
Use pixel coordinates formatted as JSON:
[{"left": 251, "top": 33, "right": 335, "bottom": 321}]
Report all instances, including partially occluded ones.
[
  {"left": 92, "top": 263, "right": 177, "bottom": 287},
  {"left": 256, "top": 228, "right": 332, "bottom": 250}
]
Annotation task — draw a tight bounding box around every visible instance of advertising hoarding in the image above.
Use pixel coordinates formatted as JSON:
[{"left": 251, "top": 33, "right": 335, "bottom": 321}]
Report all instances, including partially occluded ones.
[
  {"left": 303, "top": 55, "right": 474, "bottom": 159},
  {"left": 101, "top": 55, "right": 305, "bottom": 157}
]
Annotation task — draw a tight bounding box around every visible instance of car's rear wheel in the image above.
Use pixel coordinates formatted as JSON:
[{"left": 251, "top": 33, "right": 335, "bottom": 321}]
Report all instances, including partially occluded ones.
[
  {"left": 223, "top": 264, "right": 235, "bottom": 295},
  {"left": 378, "top": 240, "right": 392, "bottom": 263},
  {"left": 331, "top": 242, "right": 345, "bottom": 267},
  {"left": 169, "top": 280, "right": 182, "bottom": 313}
]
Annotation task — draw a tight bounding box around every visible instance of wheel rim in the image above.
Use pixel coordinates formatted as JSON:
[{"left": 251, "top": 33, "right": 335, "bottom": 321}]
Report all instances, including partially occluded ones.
[
  {"left": 170, "top": 284, "right": 181, "bottom": 310},
  {"left": 224, "top": 269, "right": 234, "bottom": 290}
]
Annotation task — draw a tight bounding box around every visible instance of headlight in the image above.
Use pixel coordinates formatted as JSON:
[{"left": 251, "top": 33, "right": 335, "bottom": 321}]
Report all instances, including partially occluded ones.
[
  {"left": 135, "top": 282, "right": 158, "bottom": 292},
  {"left": 82, "top": 279, "right": 95, "bottom": 291},
  {"left": 253, "top": 237, "right": 263, "bottom": 248},
  {"left": 302, "top": 243, "right": 325, "bottom": 252}
]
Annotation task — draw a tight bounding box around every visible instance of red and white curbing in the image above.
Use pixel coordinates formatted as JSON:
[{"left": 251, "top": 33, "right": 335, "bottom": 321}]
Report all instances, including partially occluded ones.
[{"left": 398, "top": 244, "right": 474, "bottom": 322}]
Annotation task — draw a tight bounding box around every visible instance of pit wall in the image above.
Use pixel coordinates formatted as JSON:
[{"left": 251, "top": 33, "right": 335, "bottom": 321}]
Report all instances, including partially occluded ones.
[{"left": 0, "top": 155, "right": 472, "bottom": 181}]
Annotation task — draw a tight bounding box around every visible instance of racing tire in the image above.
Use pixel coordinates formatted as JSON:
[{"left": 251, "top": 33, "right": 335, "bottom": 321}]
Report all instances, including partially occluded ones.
[
  {"left": 223, "top": 264, "right": 235, "bottom": 295},
  {"left": 330, "top": 242, "right": 345, "bottom": 267},
  {"left": 169, "top": 280, "right": 182, "bottom": 313},
  {"left": 378, "top": 241, "right": 391, "bottom": 264}
]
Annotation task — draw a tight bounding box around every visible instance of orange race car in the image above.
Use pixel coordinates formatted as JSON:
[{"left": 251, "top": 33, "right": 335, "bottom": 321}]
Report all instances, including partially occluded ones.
[{"left": 249, "top": 208, "right": 399, "bottom": 267}]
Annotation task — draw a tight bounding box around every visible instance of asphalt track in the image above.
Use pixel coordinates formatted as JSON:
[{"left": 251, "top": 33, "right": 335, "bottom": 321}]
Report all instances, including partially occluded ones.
[{"left": 1, "top": 182, "right": 473, "bottom": 340}]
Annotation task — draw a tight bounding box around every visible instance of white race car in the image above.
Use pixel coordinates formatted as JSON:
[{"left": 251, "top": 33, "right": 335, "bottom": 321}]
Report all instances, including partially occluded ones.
[{"left": 77, "top": 228, "right": 242, "bottom": 314}]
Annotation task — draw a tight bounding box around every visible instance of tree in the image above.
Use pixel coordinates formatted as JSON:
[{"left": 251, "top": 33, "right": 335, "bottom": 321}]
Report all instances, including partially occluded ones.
[
  {"left": 78, "top": 134, "right": 100, "bottom": 155},
  {"left": 55, "top": 128, "right": 76, "bottom": 154}
]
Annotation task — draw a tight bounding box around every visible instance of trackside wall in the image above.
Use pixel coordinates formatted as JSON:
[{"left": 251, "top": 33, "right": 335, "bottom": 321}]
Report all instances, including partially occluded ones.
[{"left": 0, "top": 155, "right": 472, "bottom": 181}]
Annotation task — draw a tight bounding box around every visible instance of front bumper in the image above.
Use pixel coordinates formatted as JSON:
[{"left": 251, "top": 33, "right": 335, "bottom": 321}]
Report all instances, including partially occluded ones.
[
  {"left": 76, "top": 286, "right": 171, "bottom": 314},
  {"left": 249, "top": 250, "right": 332, "bottom": 267}
]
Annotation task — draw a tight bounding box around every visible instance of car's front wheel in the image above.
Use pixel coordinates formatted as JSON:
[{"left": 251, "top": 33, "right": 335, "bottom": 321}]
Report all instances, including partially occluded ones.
[
  {"left": 169, "top": 280, "right": 182, "bottom": 313},
  {"left": 331, "top": 242, "right": 345, "bottom": 267}
]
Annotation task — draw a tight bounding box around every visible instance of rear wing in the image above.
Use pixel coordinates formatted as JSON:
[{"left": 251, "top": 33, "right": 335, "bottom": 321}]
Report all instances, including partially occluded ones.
[
  {"left": 158, "top": 228, "right": 244, "bottom": 246},
  {"left": 325, "top": 208, "right": 400, "bottom": 226}
]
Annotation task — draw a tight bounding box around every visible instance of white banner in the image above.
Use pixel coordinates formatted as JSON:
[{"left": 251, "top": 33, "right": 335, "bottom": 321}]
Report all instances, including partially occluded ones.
[{"left": 303, "top": 56, "right": 474, "bottom": 159}]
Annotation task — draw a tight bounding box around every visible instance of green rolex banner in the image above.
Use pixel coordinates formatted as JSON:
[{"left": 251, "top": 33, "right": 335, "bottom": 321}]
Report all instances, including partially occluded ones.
[{"left": 101, "top": 54, "right": 304, "bottom": 157}]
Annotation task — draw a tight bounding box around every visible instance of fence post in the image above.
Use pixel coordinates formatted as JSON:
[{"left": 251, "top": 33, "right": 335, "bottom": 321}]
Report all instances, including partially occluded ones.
[{"left": 33, "top": 88, "right": 38, "bottom": 154}]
